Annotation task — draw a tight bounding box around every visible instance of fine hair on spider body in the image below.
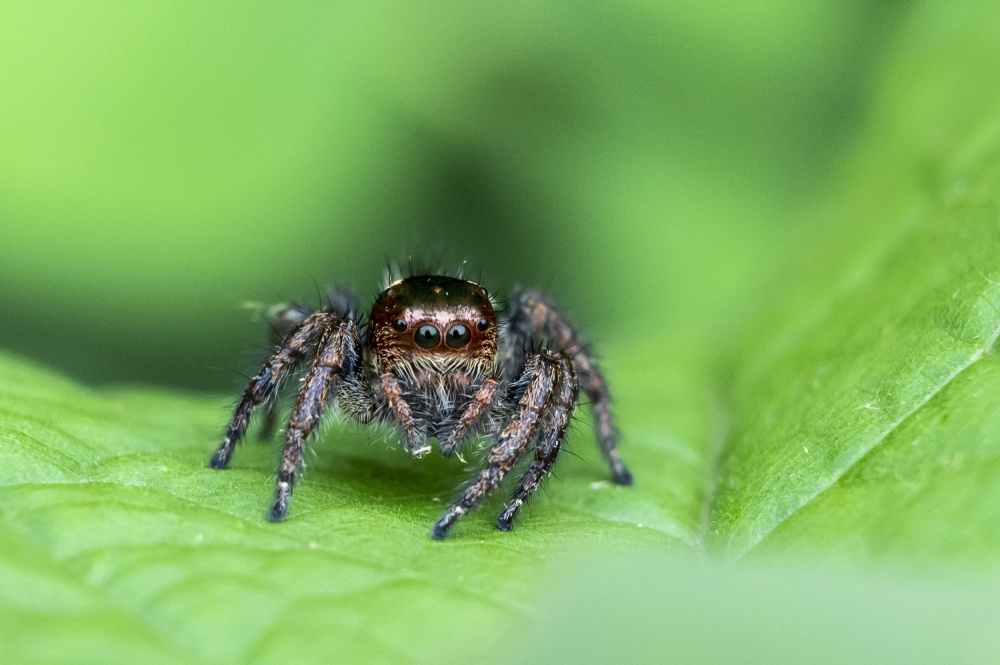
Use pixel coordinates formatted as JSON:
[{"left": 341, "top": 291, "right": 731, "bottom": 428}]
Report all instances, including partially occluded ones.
[{"left": 209, "top": 270, "right": 632, "bottom": 540}]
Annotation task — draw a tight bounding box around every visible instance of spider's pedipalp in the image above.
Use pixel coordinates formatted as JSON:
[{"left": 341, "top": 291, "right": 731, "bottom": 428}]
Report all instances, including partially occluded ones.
[
  {"left": 439, "top": 376, "right": 500, "bottom": 456},
  {"left": 379, "top": 371, "right": 428, "bottom": 457}
]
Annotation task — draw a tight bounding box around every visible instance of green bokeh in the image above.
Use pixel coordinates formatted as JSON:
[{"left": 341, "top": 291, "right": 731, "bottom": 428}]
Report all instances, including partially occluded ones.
[{"left": 1, "top": 0, "right": 903, "bottom": 388}]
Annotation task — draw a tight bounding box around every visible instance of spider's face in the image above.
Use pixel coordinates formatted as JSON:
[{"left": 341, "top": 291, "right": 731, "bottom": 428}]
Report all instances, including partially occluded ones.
[{"left": 368, "top": 275, "right": 498, "bottom": 370}]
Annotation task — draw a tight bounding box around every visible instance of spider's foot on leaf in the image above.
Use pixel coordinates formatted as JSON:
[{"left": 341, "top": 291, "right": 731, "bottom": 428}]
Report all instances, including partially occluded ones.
[
  {"left": 496, "top": 514, "right": 514, "bottom": 532},
  {"left": 612, "top": 467, "right": 634, "bottom": 486},
  {"left": 430, "top": 521, "right": 451, "bottom": 540},
  {"left": 208, "top": 450, "right": 230, "bottom": 470},
  {"left": 431, "top": 507, "right": 465, "bottom": 540},
  {"left": 496, "top": 497, "right": 524, "bottom": 532},
  {"left": 269, "top": 482, "right": 291, "bottom": 522},
  {"left": 268, "top": 502, "right": 288, "bottom": 523},
  {"left": 609, "top": 456, "right": 634, "bottom": 486}
]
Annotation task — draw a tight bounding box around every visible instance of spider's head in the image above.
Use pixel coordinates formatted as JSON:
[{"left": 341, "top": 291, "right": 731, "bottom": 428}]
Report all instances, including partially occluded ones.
[{"left": 368, "top": 275, "right": 498, "bottom": 372}]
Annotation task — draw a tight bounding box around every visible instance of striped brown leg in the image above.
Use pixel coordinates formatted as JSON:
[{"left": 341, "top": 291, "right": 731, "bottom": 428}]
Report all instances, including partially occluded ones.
[
  {"left": 497, "top": 353, "right": 578, "bottom": 530},
  {"left": 432, "top": 355, "right": 557, "bottom": 540},
  {"left": 576, "top": 355, "right": 632, "bottom": 485},
  {"left": 258, "top": 303, "right": 315, "bottom": 441},
  {"left": 507, "top": 287, "right": 633, "bottom": 485},
  {"left": 258, "top": 289, "right": 355, "bottom": 441},
  {"left": 270, "top": 319, "right": 358, "bottom": 521},
  {"left": 210, "top": 311, "right": 337, "bottom": 469}
]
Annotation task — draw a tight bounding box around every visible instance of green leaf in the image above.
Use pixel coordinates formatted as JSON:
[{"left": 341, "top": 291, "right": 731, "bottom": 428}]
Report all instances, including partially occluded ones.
[
  {"left": 0, "top": 351, "right": 708, "bottom": 664},
  {"left": 709, "top": 126, "right": 1000, "bottom": 560},
  {"left": 8, "top": 126, "right": 1000, "bottom": 654}
]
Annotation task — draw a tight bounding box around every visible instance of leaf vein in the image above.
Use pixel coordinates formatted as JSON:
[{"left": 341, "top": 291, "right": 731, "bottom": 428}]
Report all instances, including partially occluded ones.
[{"left": 741, "top": 316, "right": 1000, "bottom": 557}]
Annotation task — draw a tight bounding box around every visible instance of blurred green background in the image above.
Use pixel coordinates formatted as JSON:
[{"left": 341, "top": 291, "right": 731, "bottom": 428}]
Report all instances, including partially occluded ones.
[
  {"left": 0, "top": 0, "right": 920, "bottom": 390},
  {"left": 6, "top": 2, "right": 1000, "bottom": 664}
]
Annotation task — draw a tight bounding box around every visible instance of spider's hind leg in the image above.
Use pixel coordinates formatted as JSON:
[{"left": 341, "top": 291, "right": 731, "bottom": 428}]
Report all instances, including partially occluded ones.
[
  {"left": 505, "top": 287, "right": 633, "bottom": 486},
  {"left": 210, "top": 310, "right": 338, "bottom": 469},
  {"left": 269, "top": 318, "right": 359, "bottom": 522},
  {"left": 257, "top": 287, "right": 356, "bottom": 441}
]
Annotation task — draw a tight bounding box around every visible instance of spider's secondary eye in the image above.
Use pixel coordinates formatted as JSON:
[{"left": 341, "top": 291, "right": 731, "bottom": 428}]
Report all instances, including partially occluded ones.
[
  {"left": 414, "top": 325, "right": 441, "bottom": 349},
  {"left": 393, "top": 319, "right": 407, "bottom": 332},
  {"left": 477, "top": 318, "right": 489, "bottom": 332},
  {"left": 446, "top": 324, "right": 471, "bottom": 349}
]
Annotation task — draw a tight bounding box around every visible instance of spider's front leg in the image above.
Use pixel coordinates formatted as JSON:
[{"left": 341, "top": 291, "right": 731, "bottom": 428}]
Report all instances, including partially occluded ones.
[
  {"left": 257, "top": 302, "right": 315, "bottom": 442},
  {"left": 210, "top": 310, "right": 339, "bottom": 469},
  {"left": 270, "top": 318, "right": 359, "bottom": 521},
  {"left": 497, "top": 353, "right": 577, "bottom": 530},
  {"left": 432, "top": 355, "right": 558, "bottom": 540}
]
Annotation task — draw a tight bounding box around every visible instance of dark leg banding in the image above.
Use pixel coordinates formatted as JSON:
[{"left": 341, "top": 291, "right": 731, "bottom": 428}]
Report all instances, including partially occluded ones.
[
  {"left": 270, "top": 319, "right": 357, "bottom": 521},
  {"left": 210, "top": 311, "right": 338, "bottom": 469},
  {"left": 505, "top": 288, "right": 632, "bottom": 485},
  {"left": 497, "top": 353, "right": 578, "bottom": 530},
  {"left": 433, "top": 356, "right": 556, "bottom": 540}
]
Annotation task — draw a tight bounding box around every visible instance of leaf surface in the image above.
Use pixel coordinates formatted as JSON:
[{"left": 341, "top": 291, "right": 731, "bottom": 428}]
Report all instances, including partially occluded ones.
[
  {"left": 0, "top": 350, "right": 710, "bottom": 664},
  {"left": 709, "top": 130, "right": 1000, "bottom": 559}
]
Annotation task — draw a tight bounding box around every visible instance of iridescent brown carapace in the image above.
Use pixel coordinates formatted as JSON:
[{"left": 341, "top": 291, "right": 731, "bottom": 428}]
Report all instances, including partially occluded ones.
[{"left": 368, "top": 275, "right": 498, "bottom": 369}]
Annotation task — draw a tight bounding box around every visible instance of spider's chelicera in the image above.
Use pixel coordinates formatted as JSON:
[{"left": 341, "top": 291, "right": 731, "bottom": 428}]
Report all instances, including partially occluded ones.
[{"left": 210, "top": 273, "right": 632, "bottom": 539}]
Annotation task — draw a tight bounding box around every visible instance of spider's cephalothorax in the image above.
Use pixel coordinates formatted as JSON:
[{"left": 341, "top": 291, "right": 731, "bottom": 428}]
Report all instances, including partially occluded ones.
[{"left": 209, "top": 274, "right": 632, "bottom": 540}]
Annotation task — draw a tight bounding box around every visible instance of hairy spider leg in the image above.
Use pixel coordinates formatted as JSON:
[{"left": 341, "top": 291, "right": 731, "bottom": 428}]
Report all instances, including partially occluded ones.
[
  {"left": 257, "top": 303, "right": 315, "bottom": 441},
  {"left": 270, "top": 318, "right": 358, "bottom": 522},
  {"left": 576, "top": 352, "right": 632, "bottom": 485},
  {"left": 258, "top": 287, "right": 356, "bottom": 441},
  {"left": 439, "top": 376, "right": 500, "bottom": 456},
  {"left": 507, "top": 287, "right": 633, "bottom": 485},
  {"left": 210, "top": 311, "right": 338, "bottom": 469},
  {"left": 496, "top": 353, "right": 578, "bottom": 530},
  {"left": 432, "top": 355, "right": 558, "bottom": 540}
]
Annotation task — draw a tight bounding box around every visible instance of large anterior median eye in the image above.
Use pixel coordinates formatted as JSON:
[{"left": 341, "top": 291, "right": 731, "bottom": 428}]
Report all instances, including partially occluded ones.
[
  {"left": 446, "top": 324, "right": 471, "bottom": 349},
  {"left": 414, "top": 325, "right": 441, "bottom": 349}
]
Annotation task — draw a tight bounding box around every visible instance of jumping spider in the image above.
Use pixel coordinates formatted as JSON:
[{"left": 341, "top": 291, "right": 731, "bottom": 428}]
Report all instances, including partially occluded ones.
[{"left": 209, "top": 274, "right": 632, "bottom": 539}]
